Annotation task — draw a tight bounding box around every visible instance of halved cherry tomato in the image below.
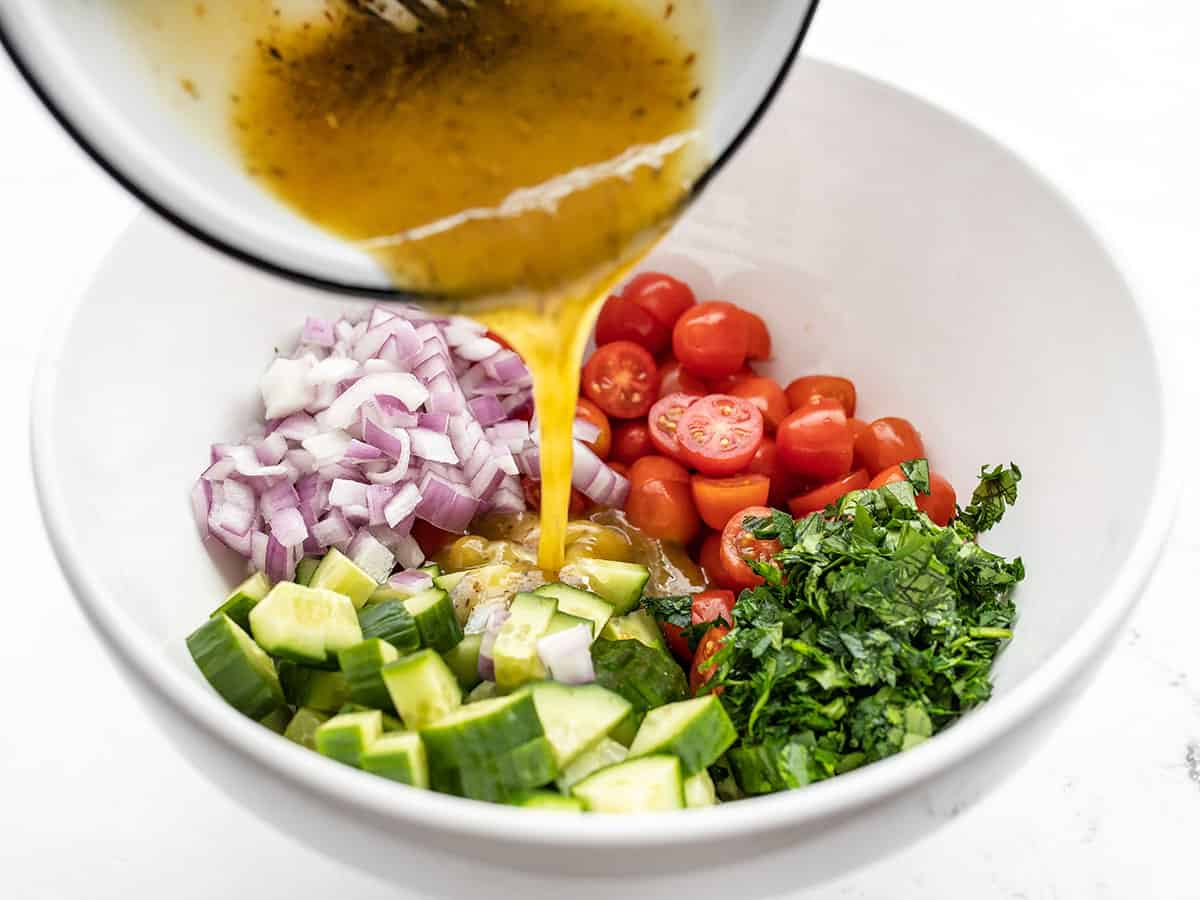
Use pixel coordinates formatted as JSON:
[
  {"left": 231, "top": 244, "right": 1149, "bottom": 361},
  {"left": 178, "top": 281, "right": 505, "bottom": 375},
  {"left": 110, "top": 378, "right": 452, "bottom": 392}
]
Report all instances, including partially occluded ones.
[
  {"left": 677, "top": 394, "right": 764, "bottom": 476},
  {"left": 690, "top": 625, "right": 729, "bottom": 695},
  {"left": 622, "top": 272, "right": 695, "bottom": 329},
  {"left": 741, "top": 310, "right": 772, "bottom": 360},
  {"left": 698, "top": 531, "right": 734, "bottom": 589},
  {"left": 848, "top": 417, "right": 869, "bottom": 469},
  {"left": 625, "top": 473, "right": 700, "bottom": 544},
  {"left": 485, "top": 330, "right": 514, "bottom": 352},
  {"left": 855, "top": 417, "right": 925, "bottom": 475},
  {"left": 594, "top": 294, "right": 670, "bottom": 354},
  {"left": 412, "top": 520, "right": 457, "bottom": 557},
  {"left": 776, "top": 398, "right": 854, "bottom": 483},
  {"left": 611, "top": 421, "right": 654, "bottom": 465},
  {"left": 647, "top": 392, "right": 698, "bottom": 460},
  {"left": 607, "top": 460, "right": 630, "bottom": 479},
  {"left": 727, "top": 375, "right": 790, "bottom": 432},
  {"left": 629, "top": 454, "right": 692, "bottom": 486},
  {"left": 582, "top": 341, "right": 659, "bottom": 419},
  {"left": 574, "top": 396, "right": 612, "bottom": 459},
  {"left": 658, "top": 358, "right": 711, "bottom": 398},
  {"left": 719, "top": 505, "right": 782, "bottom": 590},
  {"left": 744, "top": 436, "right": 797, "bottom": 506},
  {"left": 869, "top": 464, "right": 957, "bottom": 526},
  {"left": 521, "top": 477, "right": 590, "bottom": 517},
  {"left": 661, "top": 588, "right": 736, "bottom": 666},
  {"left": 784, "top": 375, "right": 857, "bottom": 417},
  {"left": 706, "top": 366, "right": 757, "bottom": 394},
  {"left": 691, "top": 473, "right": 771, "bottom": 531},
  {"left": 787, "top": 469, "right": 870, "bottom": 518},
  {"left": 672, "top": 302, "right": 749, "bottom": 378}
]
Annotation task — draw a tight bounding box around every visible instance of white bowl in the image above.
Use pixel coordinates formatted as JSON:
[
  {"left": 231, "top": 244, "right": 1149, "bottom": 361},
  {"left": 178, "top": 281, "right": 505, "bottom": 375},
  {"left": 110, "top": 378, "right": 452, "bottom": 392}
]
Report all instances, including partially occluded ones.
[{"left": 32, "top": 60, "right": 1174, "bottom": 898}]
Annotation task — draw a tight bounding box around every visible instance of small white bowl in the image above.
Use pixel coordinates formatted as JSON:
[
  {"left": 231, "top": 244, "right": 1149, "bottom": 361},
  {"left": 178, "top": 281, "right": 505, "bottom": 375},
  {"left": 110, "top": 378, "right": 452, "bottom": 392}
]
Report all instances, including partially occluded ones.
[{"left": 32, "top": 60, "right": 1174, "bottom": 897}]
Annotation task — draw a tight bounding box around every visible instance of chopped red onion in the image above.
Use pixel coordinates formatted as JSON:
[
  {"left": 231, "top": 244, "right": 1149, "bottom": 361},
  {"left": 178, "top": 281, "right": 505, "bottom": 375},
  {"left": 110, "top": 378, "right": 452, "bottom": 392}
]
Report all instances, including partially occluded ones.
[
  {"left": 251, "top": 530, "right": 269, "bottom": 573},
  {"left": 302, "top": 431, "right": 352, "bottom": 465},
  {"left": 415, "top": 476, "right": 479, "bottom": 533},
  {"left": 409, "top": 428, "right": 458, "bottom": 464},
  {"left": 344, "top": 440, "right": 385, "bottom": 462},
  {"left": 468, "top": 395, "right": 506, "bottom": 426},
  {"left": 260, "top": 356, "right": 316, "bottom": 419},
  {"left": 427, "top": 391, "right": 464, "bottom": 414},
  {"left": 391, "top": 534, "right": 425, "bottom": 570},
  {"left": 482, "top": 350, "right": 528, "bottom": 383},
  {"left": 362, "top": 419, "right": 412, "bottom": 463},
  {"left": 417, "top": 412, "right": 449, "bottom": 434},
  {"left": 347, "top": 528, "right": 394, "bottom": 582},
  {"left": 302, "top": 316, "right": 336, "bottom": 348},
  {"left": 537, "top": 625, "right": 595, "bottom": 684},
  {"left": 190, "top": 479, "right": 212, "bottom": 538},
  {"left": 366, "top": 484, "right": 398, "bottom": 526},
  {"left": 265, "top": 533, "right": 293, "bottom": 582},
  {"left": 312, "top": 510, "right": 353, "bottom": 547},
  {"left": 260, "top": 481, "right": 300, "bottom": 519},
  {"left": 317, "top": 373, "right": 427, "bottom": 430},
  {"left": 457, "top": 336, "right": 502, "bottom": 362},
  {"left": 271, "top": 507, "right": 308, "bottom": 547},
  {"left": 388, "top": 568, "right": 433, "bottom": 595},
  {"left": 254, "top": 432, "right": 289, "bottom": 465},
  {"left": 572, "top": 419, "right": 601, "bottom": 444},
  {"left": 385, "top": 482, "right": 421, "bottom": 528},
  {"left": 329, "top": 478, "right": 369, "bottom": 508}
]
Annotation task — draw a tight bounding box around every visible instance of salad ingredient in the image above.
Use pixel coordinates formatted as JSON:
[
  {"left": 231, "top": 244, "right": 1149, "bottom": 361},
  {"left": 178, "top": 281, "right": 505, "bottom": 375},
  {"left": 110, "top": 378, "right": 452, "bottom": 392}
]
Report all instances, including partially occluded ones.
[
  {"left": 279, "top": 664, "right": 351, "bottom": 712},
  {"left": 655, "top": 588, "right": 735, "bottom": 664},
  {"left": 869, "top": 462, "right": 957, "bottom": 526},
  {"left": 582, "top": 341, "right": 660, "bottom": 420},
  {"left": 854, "top": 416, "right": 925, "bottom": 474},
  {"left": 955, "top": 463, "right": 1023, "bottom": 534},
  {"left": 784, "top": 375, "right": 857, "bottom": 417},
  {"left": 356, "top": 599, "right": 422, "bottom": 653},
  {"left": 620, "top": 272, "right": 696, "bottom": 329},
  {"left": 404, "top": 588, "right": 463, "bottom": 652},
  {"left": 530, "top": 682, "right": 633, "bottom": 766},
  {"left": 441, "top": 633, "right": 485, "bottom": 691},
  {"left": 684, "top": 770, "right": 718, "bottom": 808},
  {"left": 594, "top": 295, "right": 671, "bottom": 355},
  {"left": 574, "top": 398, "right": 613, "bottom": 459},
  {"left": 380, "top": 649, "right": 462, "bottom": 730},
  {"left": 677, "top": 395, "right": 765, "bottom": 476},
  {"left": 559, "top": 557, "right": 651, "bottom": 614},
  {"left": 284, "top": 707, "right": 329, "bottom": 750},
  {"left": 647, "top": 392, "right": 698, "bottom": 458},
  {"left": 572, "top": 755, "right": 685, "bottom": 812},
  {"left": 361, "top": 731, "right": 429, "bottom": 788},
  {"left": 657, "top": 359, "right": 709, "bottom": 399},
  {"left": 555, "top": 737, "right": 629, "bottom": 793},
  {"left": 533, "top": 583, "right": 615, "bottom": 638},
  {"left": 625, "top": 467, "right": 701, "bottom": 544},
  {"left": 739, "top": 311, "right": 772, "bottom": 361},
  {"left": 787, "top": 469, "right": 871, "bottom": 518},
  {"left": 727, "top": 376, "right": 789, "bottom": 432},
  {"left": 599, "top": 610, "right": 667, "bottom": 651},
  {"left": 511, "top": 792, "right": 585, "bottom": 811},
  {"left": 698, "top": 533, "right": 732, "bottom": 589},
  {"left": 611, "top": 421, "right": 654, "bottom": 464},
  {"left": 719, "top": 505, "right": 783, "bottom": 590},
  {"left": 671, "top": 302, "right": 749, "bottom": 378},
  {"left": 211, "top": 571, "right": 271, "bottom": 631},
  {"left": 310, "top": 549, "right": 377, "bottom": 609},
  {"left": 493, "top": 592, "right": 559, "bottom": 689},
  {"left": 590, "top": 639, "right": 690, "bottom": 734},
  {"left": 627, "top": 696, "right": 737, "bottom": 777},
  {"left": 775, "top": 398, "right": 854, "bottom": 482},
  {"left": 339, "top": 639, "right": 400, "bottom": 712},
  {"left": 691, "top": 474, "right": 771, "bottom": 531},
  {"left": 316, "top": 710, "right": 383, "bottom": 768},
  {"left": 186, "top": 614, "right": 285, "bottom": 718},
  {"left": 689, "top": 626, "right": 729, "bottom": 694},
  {"left": 249, "top": 583, "right": 362, "bottom": 666}
]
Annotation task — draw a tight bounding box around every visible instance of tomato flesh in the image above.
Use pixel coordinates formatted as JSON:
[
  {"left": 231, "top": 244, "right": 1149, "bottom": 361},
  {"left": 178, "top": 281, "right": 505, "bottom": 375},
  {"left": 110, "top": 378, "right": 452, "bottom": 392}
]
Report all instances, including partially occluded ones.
[
  {"left": 582, "top": 341, "right": 659, "bottom": 419},
  {"left": 672, "top": 302, "right": 749, "bottom": 378},
  {"left": 741, "top": 310, "right": 772, "bottom": 360},
  {"left": 594, "top": 294, "right": 670, "bottom": 354},
  {"left": 698, "top": 531, "right": 734, "bottom": 589},
  {"left": 623, "top": 272, "right": 696, "bottom": 329},
  {"left": 677, "top": 394, "right": 764, "bottom": 476},
  {"left": 784, "top": 375, "right": 857, "bottom": 417},
  {"left": 775, "top": 397, "right": 854, "bottom": 483},
  {"left": 787, "top": 469, "right": 870, "bottom": 518},
  {"left": 691, "top": 473, "right": 770, "bottom": 531},
  {"left": 727, "top": 375, "right": 790, "bottom": 432},
  {"left": 719, "top": 505, "right": 782, "bottom": 590},
  {"left": 690, "top": 625, "right": 729, "bottom": 695},
  {"left": 574, "top": 396, "right": 612, "bottom": 459},
  {"left": 658, "top": 359, "right": 710, "bottom": 399},
  {"left": 661, "top": 588, "right": 735, "bottom": 666},
  {"left": 647, "top": 392, "right": 698, "bottom": 460},
  {"left": 855, "top": 417, "right": 925, "bottom": 474}
]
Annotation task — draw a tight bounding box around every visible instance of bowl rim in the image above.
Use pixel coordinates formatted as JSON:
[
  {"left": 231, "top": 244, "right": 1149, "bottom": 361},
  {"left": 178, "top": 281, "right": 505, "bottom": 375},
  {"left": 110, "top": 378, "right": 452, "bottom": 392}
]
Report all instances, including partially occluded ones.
[{"left": 30, "top": 59, "right": 1179, "bottom": 849}]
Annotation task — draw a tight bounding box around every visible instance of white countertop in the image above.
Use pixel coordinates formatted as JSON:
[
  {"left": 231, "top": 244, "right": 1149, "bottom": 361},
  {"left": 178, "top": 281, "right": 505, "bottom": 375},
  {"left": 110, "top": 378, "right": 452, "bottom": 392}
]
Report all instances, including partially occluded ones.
[{"left": 2, "top": 1, "right": 1197, "bottom": 897}]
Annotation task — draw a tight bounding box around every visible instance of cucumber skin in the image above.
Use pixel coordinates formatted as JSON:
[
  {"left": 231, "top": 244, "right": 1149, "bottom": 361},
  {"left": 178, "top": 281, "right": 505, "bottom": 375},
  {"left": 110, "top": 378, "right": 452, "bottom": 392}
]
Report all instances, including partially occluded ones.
[
  {"left": 187, "top": 615, "right": 286, "bottom": 719},
  {"left": 357, "top": 600, "right": 422, "bottom": 653},
  {"left": 438, "top": 736, "right": 558, "bottom": 802},
  {"left": 315, "top": 711, "right": 382, "bottom": 768},
  {"left": 259, "top": 706, "right": 293, "bottom": 735},
  {"left": 284, "top": 707, "right": 329, "bottom": 750},
  {"left": 361, "top": 733, "right": 429, "bottom": 788},
  {"left": 338, "top": 639, "right": 400, "bottom": 712},
  {"left": 294, "top": 557, "right": 321, "bottom": 587},
  {"left": 511, "top": 791, "right": 584, "bottom": 812},
  {"left": 442, "top": 633, "right": 484, "bottom": 690},
  {"left": 278, "top": 663, "right": 351, "bottom": 713},
  {"left": 404, "top": 589, "right": 464, "bottom": 653},
  {"left": 211, "top": 594, "right": 258, "bottom": 633},
  {"left": 381, "top": 649, "right": 463, "bottom": 730},
  {"left": 562, "top": 559, "right": 649, "bottom": 615},
  {"left": 629, "top": 696, "right": 738, "bottom": 778},
  {"left": 727, "top": 745, "right": 787, "bottom": 795},
  {"left": 591, "top": 639, "right": 688, "bottom": 714},
  {"left": 600, "top": 609, "right": 666, "bottom": 651},
  {"left": 571, "top": 755, "right": 685, "bottom": 812},
  {"left": 310, "top": 549, "right": 377, "bottom": 609}
]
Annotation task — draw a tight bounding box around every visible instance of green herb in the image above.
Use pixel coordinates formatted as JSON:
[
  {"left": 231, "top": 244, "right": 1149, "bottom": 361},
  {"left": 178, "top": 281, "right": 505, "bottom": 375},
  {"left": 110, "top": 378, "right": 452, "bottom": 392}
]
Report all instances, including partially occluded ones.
[
  {"left": 899, "top": 458, "right": 931, "bottom": 495},
  {"left": 689, "top": 464, "right": 1024, "bottom": 794}
]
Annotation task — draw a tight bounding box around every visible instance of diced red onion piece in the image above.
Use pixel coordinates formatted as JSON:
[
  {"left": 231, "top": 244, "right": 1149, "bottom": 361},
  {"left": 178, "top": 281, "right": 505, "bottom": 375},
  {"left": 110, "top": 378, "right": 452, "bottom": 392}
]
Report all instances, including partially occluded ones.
[
  {"left": 343, "top": 503, "right": 370, "bottom": 526},
  {"left": 254, "top": 432, "right": 289, "bottom": 465},
  {"left": 329, "top": 478, "right": 369, "bottom": 508},
  {"left": 537, "top": 625, "right": 595, "bottom": 684},
  {"left": 347, "top": 529, "right": 395, "bottom": 582},
  {"left": 302, "top": 430, "right": 352, "bottom": 465},
  {"left": 457, "top": 336, "right": 502, "bottom": 362},
  {"left": 391, "top": 534, "right": 424, "bottom": 570},
  {"left": 317, "top": 373, "right": 428, "bottom": 430},
  {"left": 251, "top": 530, "right": 269, "bottom": 573},
  {"left": 260, "top": 481, "right": 301, "bottom": 520},
  {"left": 427, "top": 391, "right": 463, "bottom": 414},
  {"left": 190, "top": 479, "right": 212, "bottom": 538},
  {"left": 366, "top": 484, "right": 398, "bottom": 526},
  {"left": 308, "top": 355, "right": 360, "bottom": 387},
  {"left": 465, "top": 601, "right": 506, "bottom": 635},
  {"left": 409, "top": 428, "right": 458, "bottom": 464},
  {"left": 260, "top": 356, "right": 316, "bottom": 419},
  {"left": 572, "top": 419, "right": 601, "bottom": 444},
  {"left": 418, "top": 412, "right": 449, "bottom": 434},
  {"left": 312, "top": 510, "right": 353, "bottom": 547},
  {"left": 384, "top": 483, "right": 421, "bottom": 528},
  {"left": 415, "top": 476, "right": 479, "bottom": 533},
  {"left": 202, "top": 458, "right": 236, "bottom": 482},
  {"left": 368, "top": 306, "right": 396, "bottom": 330},
  {"left": 265, "top": 533, "right": 292, "bottom": 582},
  {"left": 271, "top": 506, "right": 308, "bottom": 547},
  {"left": 302, "top": 316, "right": 336, "bottom": 347},
  {"left": 482, "top": 350, "right": 528, "bottom": 383},
  {"left": 467, "top": 396, "right": 505, "bottom": 426},
  {"left": 388, "top": 568, "right": 433, "bottom": 594},
  {"left": 344, "top": 439, "right": 385, "bottom": 462}
]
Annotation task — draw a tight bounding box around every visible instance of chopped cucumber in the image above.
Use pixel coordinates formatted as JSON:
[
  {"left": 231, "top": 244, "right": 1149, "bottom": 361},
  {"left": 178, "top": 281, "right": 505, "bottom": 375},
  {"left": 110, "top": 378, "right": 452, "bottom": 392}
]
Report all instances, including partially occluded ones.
[
  {"left": 338, "top": 638, "right": 399, "bottom": 711},
  {"left": 441, "top": 633, "right": 484, "bottom": 690},
  {"left": 628, "top": 696, "right": 737, "bottom": 777},
  {"left": 186, "top": 614, "right": 285, "bottom": 719},
  {"left": 533, "top": 583, "right": 613, "bottom": 638},
  {"left": 432, "top": 570, "right": 468, "bottom": 592},
  {"left": 259, "top": 706, "right": 292, "bottom": 735},
  {"left": 590, "top": 639, "right": 688, "bottom": 728},
  {"left": 727, "top": 745, "right": 787, "bottom": 795},
  {"left": 309, "top": 548, "right": 377, "bottom": 609},
  {"left": 555, "top": 737, "right": 628, "bottom": 793},
  {"left": 381, "top": 649, "right": 462, "bottom": 730},
  {"left": 279, "top": 663, "right": 351, "bottom": 712},
  {"left": 249, "top": 582, "right": 362, "bottom": 666},
  {"left": 600, "top": 609, "right": 666, "bottom": 651},
  {"left": 283, "top": 707, "right": 329, "bottom": 749},
  {"left": 467, "top": 680, "right": 499, "bottom": 703},
  {"left": 684, "top": 770, "right": 717, "bottom": 808},
  {"left": 294, "top": 556, "right": 321, "bottom": 587},
  {"left": 493, "top": 592, "right": 557, "bottom": 690},
  {"left": 361, "top": 732, "right": 429, "bottom": 788},
  {"left": 404, "top": 588, "right": 463, "bottom": 652},
  {"left": 545, "top": 610, "right": 593, "bottom": 637},
  {"left": 473, "top": 736, "right": 557, "bottom": 798},
  {"left": 419, "top": 563, "right": 442, "bottom": 577},
  {"left": 608, "top": 712, "right": 639, "bottom": 748},
  {"left": 338, "top": 703, "right": 404, "bottom": 732},
  {"left": 572, "top": 755, "right": 684, "bottom": 812},
  {"left": 559, "top": 558, "right": 648, "bottom": 614},
  {"left": 315, "top": 710, "right": 383, "bottom": 768},
  {"left": 511, "top": 791, "right": 584, "bottom": 812},
  {"left": 530, "top": 682, "right": 633, "bottom": 767},
  {"left": 210, "top": 572, "right": 272, "bottom": 631},
  {"left": 356, "top": 599, "right": 422, "bottom": 653}
]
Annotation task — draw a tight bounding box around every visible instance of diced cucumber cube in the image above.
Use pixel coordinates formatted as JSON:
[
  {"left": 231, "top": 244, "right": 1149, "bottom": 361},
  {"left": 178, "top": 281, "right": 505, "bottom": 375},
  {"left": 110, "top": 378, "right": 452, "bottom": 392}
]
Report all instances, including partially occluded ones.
[
  {"left": 684, "top": 770, "right": 717, "bottom": 808},
  {"left": 284, "top": 707, "right": 329, "bottom": 750},
  {"left": 441, "top": 633, "right": 484, "bottom": 690},
  {"left": 511, "top": 791, "right": 584, "bottom": 812},
  {"left": 259, "top": 706, "right": 292, "bottom": 735},
  {"left": 186, "top": 614, "right": 285, "bottom": 719},
  {"left": 310, "top": 549, "right": 377, "bottom": 609},
  {"left": 494, "top": 592, "right": 557, "bottom": 690},
  {"left": 559, "top": 558, "right": 649, "bottom": 614},
  {"left": 249, "top": 582, "right": 362, "bottom": 666},
  {"left": 432, "top": 570, "right": 468, "bottom": 592},
  {"left": 404, "top": 588, "right": 463, "bottom": 652},
  {"left": 338, "top": 703, "right": 404, "bottom": 732},
  {"left": 381, "top": 649, "right": 462, "bottom": 730},
  {"left": 315, "top": 710, "right": 383, "bottom": 768},
  {"left": 420, "top": 691, "right": 543, "bottom": 767},
  {"left": 572, "top": 756, "right": 685, "bottom": 812},
  {"left": 338, "top": 638, "right": 400, "bottom": 711},
  {"left": 591, "top": 639, "right": 688, "bottom": 729},
  {"left": 600, "top": 609, "right": 666, "bottom": 651},
  {"left": 533, "top": 583, "right": 614, "bottom": 638},
  {"left": 628, "top": 696, "right": 737, "bottom": 777},
  {"left": 357, "top": 600, "right": 422, "bottom": 653},
  {"left": 294, "top": 556, "right": 321, "bottom": 587},
  {"left": 467, "top": 681, "right": 499, "bottom": 703},
  {"left": 545, "top": 610, "right": 594, "bottom": 638},
  {"left": 279, "top": 662, "right": 351, "bottom": 712},
  {"left": 361, "top": 732, "right": 429, "bottom": 788},
  {"left": 419, "top": 563, "right": 442, "bottom": 577},
  {"left": 210, "top": 571, "right": 272, "bottom": 631},
  {"left": 555, "top": 737, "right": 628, "bottom": 793},
  {"left": 530, "top": 682, "right": 633, "bottom": 767}
]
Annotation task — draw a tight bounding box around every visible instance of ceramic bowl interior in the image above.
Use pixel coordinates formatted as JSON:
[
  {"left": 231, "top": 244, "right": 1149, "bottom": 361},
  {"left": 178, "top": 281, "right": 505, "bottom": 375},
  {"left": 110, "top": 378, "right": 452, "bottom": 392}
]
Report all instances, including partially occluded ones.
[
  {"left": 32, "top": 60, "right": 1171, "bottom": 898},
  {"left": 0, "top": 0, "right": 818, "bottom": 293}
]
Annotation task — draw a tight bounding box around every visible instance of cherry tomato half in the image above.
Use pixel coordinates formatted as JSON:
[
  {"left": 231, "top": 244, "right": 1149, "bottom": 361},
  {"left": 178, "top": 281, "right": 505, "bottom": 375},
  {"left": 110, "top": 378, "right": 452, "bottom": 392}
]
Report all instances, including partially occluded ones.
[
  {"left": 776, "top": 397, "right": 854, "bottom": 483},
  {"left": 611, "top": 421, "right": 654, "bottom": 465},
  {"left": 647, "top": 392, "right": 698, "bottom": 460},
  {"left": 574, "top": 396, "right": 612, "bottom": 459},
  {"left": 855, "top": 417, "right": 925, "bottom": 475},
  {"left": 625, "top": 474, "right": 700, "bottom": 545},
  {"left": 690, "top": 624, "right": 730, "bottom": 695},
  {"left": 691, "top": 473, "right": 771, "bottom": 531},
  {"left": 582, "top": 341, "right": 660, "bottom": 419},
  {"left": 787, "top": 469, "right": 870, "bottom": 518},
  {"left": 741, "top": 310, "right": 772, "bottom": 360},
  {"left": 706, "top": 366, "right": 757, "bottom": 394},
  {"left": 594, "top": 294, "right": 670, "bottom": 355},
  {"left": 698, "top": 531, "right": 734, "bottom": 589},
  {"left": 869, "top": 464, "right": 957, "bottom": 526},
  {"left": 727, "top": 375, "right": 790, "bottom": 432},
  {"left": 660, "top": 587, "right": 736, "bottom": 666},
  {"left": 719, "top": 505, "right": 782, "bottom": 591},
  {"left": 784, "top": 375, "right": 858, "bottom": 417},
  {"left": 658, "top": 359, "right": 711, "bottom": 398},
  {"left": 672, "top": 302, "right": 749, "bottom": 379},
  {"left": 677, "top": 394, "right": 765, "bottom": 476},
  {"left": 622, "top": 272, "right": 696, "bottom": 329},
  {"left": 745, "top": 436, "right": 798, "bottom": 507}
]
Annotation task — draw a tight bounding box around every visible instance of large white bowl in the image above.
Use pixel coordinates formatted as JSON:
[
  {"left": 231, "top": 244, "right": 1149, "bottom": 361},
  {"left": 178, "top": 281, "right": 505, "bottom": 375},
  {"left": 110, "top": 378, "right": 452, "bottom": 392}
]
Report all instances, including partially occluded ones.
[{"left": 32, "top": 60, "right": 1173, "bottom": 898}]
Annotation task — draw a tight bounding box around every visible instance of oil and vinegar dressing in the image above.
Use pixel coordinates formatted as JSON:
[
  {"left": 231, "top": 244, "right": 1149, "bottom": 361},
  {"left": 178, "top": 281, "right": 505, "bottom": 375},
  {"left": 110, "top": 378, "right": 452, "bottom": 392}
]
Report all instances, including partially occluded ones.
[{"left": 117, "top": 0, "right": 712, "bottom": 571}]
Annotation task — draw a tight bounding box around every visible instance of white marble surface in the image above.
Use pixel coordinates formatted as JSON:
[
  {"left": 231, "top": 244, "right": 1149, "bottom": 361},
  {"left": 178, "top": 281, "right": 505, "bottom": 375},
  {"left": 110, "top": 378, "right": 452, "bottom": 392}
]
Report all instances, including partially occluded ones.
[{"left": 1, "top": 1, "right": 1197, "bottom": 897}]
